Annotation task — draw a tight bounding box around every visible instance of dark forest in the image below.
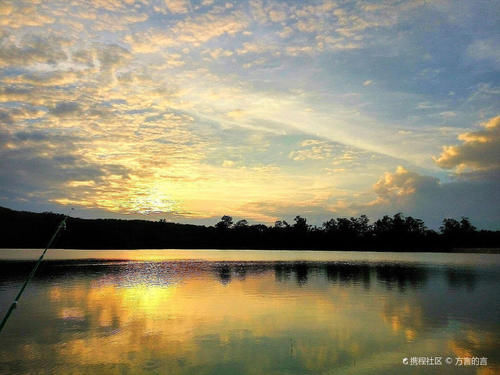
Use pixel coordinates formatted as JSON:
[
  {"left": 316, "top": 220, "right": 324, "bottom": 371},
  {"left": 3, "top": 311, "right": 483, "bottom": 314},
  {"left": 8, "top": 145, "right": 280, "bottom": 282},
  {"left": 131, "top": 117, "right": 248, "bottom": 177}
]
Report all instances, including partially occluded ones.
[{"left": 1, "top": 206, "right": 499, "bottom": 251}]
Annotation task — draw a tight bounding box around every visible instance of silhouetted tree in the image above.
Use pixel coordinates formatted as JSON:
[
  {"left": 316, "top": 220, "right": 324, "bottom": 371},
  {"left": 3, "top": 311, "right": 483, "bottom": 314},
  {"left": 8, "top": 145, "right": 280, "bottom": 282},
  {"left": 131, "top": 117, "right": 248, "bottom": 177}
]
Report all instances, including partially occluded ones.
[
  {"left": 440, "top": 217, "right": 478, "bottom": 248},
  {"left": 251, "top": 224, "right": 268, "bottom": 233},
  {"left": 293, "top": 216, "right": 308, "bottom": 232},
  {"left": 274, "top": 220, "right": 290, "bottom": 229},
  {"left": 351, "top": 215, "right": 370, "bottom": 235},
  {"left": 234, "top": 219, "right": 248, "bottom": 228},
  {"left": 460, "top": 217, "right": 476, "bottom": 233},
  {"left": 373, "top": 215, "right": 393, "bottom": 234},
  {"left": 1, "top": 206, "right": 498, "bottom": 251},
  {"left": 215, "top": 215, "right": 233, "bottom": 230},
  {"left": 405, "top": 216, "right": 426, "bottom": 234},
  {"left": 372, "top": 213, "right": 429, "bottom": 249},
  {"left": 322, "top": 218, "right": 337, "bottom": 233},
  {"left": 440, "top": 218, "right": 461, "bottom": 235}
]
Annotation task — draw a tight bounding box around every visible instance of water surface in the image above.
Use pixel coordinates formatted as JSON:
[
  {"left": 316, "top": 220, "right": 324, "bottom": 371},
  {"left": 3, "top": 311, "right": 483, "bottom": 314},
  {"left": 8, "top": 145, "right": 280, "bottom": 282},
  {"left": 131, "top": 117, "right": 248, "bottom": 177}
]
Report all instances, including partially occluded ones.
[{"left": 0, "top": 249, "right": 499, "bottom": 374}]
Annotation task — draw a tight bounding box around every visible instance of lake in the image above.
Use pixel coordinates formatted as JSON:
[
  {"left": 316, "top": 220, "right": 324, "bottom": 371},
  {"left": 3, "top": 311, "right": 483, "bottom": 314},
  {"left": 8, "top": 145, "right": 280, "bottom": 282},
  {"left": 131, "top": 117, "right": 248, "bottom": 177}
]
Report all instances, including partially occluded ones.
[{"left": 0, "top": 249, "right": 499, "bottom": 374}]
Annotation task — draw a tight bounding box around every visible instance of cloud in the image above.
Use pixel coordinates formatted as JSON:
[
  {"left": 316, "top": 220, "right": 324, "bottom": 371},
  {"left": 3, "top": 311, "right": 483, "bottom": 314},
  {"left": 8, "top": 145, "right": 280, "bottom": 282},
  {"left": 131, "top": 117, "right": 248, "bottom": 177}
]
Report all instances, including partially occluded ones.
[
  {"left": 126, "top": 11, "right": 248, "bottom": 52},
  {"left": 236, "top": 42, "right": 276, "bottom": 55},
  {"left": 0, "top": 34, "right": 68, "bottom": 67},
  {"left": 206, "top": 48, "right": 233, "bottom": 59},
  {"left": 249, "top": 0, "right": 267, "bottom": 23},
  {"left": 416, "top": 102, "right": 445, "bottom": 110},
  {"left": 289, "top": 140, "right": 336, "bottom": 161},
  {"left": 165, "top": 0, "right": 191, "bottom": 14},
  {"left": 0, "top": 107, "right": 45, "bottom": 124},
  {"left": 0, "top": 3, "right": 54, "bottom": 29},
  {"left": 0, "top": 142, "right": 127, "bottom": 204},
  {"left": 269, "top": 10, "right": 286, "bottom": 23},
  {"left": 0, "top": 87, "right": 45, "bottom": 105},
  {"left": 226, "top": 109, "right": 245, "bottom": 119},
  {"left": 331, "top": 165, "right": 500, "bottom": 229},
  {"left": 97, "top": 44, "right": 131, "bottom": 71},
  {"left": 91, "top": 11, "right": 148, "bottom": 31},
  {"left": 0, "top": 2, "right": 13, "bottom": 16},
  {"left": 372, "top": 166, "right": 439, "bottom": 203},
  {"left": 90, "top": 0, "right": 135, "bottom": 11},
  {"left": 434, "top": 115, "right": 500, "bottom": 172},
  {"left": 14, "top": 130, "right": 52, "bottom": 142},
  {"left": 466, "top": 39, "right": 500, "bottom": 68},
  {"left": 49, "top": 102, "right": 82, "bottom": 117},
  {"left": 439, "top": 111, "right": 456, "bottom": 118},
  {"left": 3, "top": 71, "right": 82, "bottom": 86},
  {"left": 0, "top": 105, "right": 206, "bottom": 216}
]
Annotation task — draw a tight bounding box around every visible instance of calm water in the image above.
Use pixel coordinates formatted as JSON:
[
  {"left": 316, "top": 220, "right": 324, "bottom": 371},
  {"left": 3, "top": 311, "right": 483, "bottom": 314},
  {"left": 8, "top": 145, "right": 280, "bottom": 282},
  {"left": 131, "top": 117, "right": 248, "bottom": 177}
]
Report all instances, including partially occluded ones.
[{"left": 0, "top": 249, "right": 499, "bottom": 375}]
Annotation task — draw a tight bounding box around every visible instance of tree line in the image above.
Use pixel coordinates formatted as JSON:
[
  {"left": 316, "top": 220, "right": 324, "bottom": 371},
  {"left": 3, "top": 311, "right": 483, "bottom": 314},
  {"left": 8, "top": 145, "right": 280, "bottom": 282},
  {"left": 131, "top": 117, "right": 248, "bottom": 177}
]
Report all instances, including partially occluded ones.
[
  {"left": 212, "top": 213, "right": 498, "bottom": 250},
  {"left": 0, "top": 206, "right": 498, "bottom": 251}
]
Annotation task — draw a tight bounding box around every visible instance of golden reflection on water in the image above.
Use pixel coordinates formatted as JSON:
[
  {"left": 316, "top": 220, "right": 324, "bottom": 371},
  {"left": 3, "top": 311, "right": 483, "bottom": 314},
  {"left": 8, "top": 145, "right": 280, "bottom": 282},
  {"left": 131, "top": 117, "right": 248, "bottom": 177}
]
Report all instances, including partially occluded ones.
[
  {"left": 0, "top": 252, "right": 499, "bottom": 374},
  {"left": 2, "top": 249, "right": 499, "bottom": 265}
]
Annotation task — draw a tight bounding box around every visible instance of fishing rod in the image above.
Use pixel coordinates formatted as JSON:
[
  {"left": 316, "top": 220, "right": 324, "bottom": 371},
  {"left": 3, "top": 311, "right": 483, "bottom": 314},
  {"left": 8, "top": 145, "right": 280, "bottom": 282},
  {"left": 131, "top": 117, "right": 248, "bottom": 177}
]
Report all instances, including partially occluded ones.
[{"left": 0, "top": 216, "right": 68, "bottom": 333}]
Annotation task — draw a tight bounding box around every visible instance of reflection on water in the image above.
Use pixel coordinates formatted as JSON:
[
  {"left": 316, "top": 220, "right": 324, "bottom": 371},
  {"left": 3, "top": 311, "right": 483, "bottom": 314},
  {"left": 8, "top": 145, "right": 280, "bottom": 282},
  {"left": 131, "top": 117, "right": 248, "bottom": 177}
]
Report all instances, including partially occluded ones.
[{"left": 0, "top": 250, "right": 499, "bottom": 374}]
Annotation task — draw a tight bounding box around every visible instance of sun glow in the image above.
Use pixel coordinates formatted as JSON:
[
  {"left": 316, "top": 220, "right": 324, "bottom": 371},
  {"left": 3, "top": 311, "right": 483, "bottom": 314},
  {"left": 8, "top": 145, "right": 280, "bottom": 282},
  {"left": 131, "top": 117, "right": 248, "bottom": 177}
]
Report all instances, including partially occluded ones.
[{"left": 127, "top": 189, "right": 180, "bottom": 215}]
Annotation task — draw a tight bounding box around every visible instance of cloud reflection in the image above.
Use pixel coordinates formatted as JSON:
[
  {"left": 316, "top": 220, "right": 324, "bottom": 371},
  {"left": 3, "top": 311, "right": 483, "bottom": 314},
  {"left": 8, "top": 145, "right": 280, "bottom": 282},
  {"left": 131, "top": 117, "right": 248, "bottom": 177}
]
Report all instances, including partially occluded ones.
[{"left": 0, "top": 258, "right": 498, "bottom": 374}]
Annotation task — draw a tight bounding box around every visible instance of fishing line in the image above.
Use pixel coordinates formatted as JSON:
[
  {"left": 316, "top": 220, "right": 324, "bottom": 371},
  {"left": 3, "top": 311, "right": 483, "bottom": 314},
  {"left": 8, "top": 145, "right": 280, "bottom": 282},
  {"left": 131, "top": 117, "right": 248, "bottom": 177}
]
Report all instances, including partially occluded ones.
[{"left": 0, "top": 216, "right": 68, "bottom": 333}]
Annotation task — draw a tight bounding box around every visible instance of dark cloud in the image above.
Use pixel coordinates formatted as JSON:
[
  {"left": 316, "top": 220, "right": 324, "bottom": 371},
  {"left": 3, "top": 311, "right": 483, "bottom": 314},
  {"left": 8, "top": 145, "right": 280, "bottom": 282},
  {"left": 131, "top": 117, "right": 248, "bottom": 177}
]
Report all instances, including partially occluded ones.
[
  {"left": 0, "top": 87, "right": 38, "bottom": 103},
  {"left": 0, "top": 151, "right": 103, "bottom": 188},
  {"left": 409, "top": 177, "right": 499, "bottom": 229},
  {"left": 71, "top": 49, "right": 95, "bottom": 67},
  {"left": 15, "top": 131, "right": 51, "bottom": 142},
  {"left": 0, "top": 34, "right": 68, "bottom": 67},
  {"left": 0, "top": 109, "right": 14, "bottom": 124},
  {"left": 363, "top": 167, "right": 500, "bottom": 229},
  {"left": 6, "top": 71, "right": 81, "bottom": 86},
  {"left": 96, "top": 44, "right": 131, "bottom": 71},
  {"left": 49, "top": 101, "right": 81, "bottom": 117},
  {"left": 0, "top": 107, "right": 44, "bottom": 124},
  {"left": 0, "top": 142, "right": 130, "bottom": 207},
  {"left": 13, "top": 130, "right": 84, "bottom": 145}
]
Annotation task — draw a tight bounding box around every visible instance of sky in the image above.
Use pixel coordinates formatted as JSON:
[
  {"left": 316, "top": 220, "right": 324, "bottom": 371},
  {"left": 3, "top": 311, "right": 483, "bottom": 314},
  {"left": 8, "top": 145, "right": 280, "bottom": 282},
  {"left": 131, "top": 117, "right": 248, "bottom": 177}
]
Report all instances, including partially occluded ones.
[{"left": 0, "top": 0, "right": 499, "bottom": 229}]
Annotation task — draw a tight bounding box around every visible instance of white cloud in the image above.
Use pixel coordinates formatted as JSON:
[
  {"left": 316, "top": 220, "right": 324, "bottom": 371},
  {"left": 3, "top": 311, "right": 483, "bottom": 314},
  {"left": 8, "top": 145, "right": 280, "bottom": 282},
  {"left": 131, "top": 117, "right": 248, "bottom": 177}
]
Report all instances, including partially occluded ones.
[
  {"left": 439, "top": 111, "right": 456, "bottom": 118},
  {"left": 289, "top": 140, "right": 336, "bottom": 161},
  {"left": 466, "top": 39, "right": 500, "bottom": 68}
]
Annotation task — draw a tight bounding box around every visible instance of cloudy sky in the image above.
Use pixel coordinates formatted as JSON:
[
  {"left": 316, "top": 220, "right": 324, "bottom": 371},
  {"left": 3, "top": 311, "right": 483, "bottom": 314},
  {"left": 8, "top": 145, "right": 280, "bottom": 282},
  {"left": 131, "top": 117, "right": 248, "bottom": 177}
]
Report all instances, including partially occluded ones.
[{"left": 0, "top": 0, "right": 499, "bottom": 228}]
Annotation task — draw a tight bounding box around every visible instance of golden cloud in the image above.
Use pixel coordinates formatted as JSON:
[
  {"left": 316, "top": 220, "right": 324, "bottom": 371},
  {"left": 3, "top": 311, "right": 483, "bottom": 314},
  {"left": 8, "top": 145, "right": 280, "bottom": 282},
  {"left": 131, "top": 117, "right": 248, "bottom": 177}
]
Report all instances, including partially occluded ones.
[
  {"left": 0, "top": 3, "right": 54, "bottom": 29},
  {"left": 126, "top": 11, "right": 248, "bottom": 53},
  {"left": 164, "top": 0, "right": 191, "bottom": 14},
  {"left": 373, "top": 166, "right": 438, "bottom": 202},
  {"left": 434, "top": 115, "right": 500, "bottom": 172}
]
